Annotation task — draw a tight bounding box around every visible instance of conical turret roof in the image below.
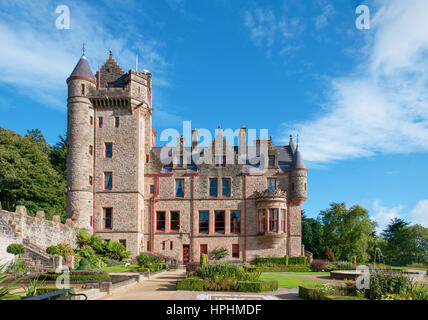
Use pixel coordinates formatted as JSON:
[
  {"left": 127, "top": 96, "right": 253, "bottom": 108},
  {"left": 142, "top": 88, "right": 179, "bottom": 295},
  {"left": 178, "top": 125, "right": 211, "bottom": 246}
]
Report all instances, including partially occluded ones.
[
  {"left": 292, "top": 146, "right": 306, "bottom": 169},
  {"left": 67, "top": 55, "right": 97, "bottom": 84}
]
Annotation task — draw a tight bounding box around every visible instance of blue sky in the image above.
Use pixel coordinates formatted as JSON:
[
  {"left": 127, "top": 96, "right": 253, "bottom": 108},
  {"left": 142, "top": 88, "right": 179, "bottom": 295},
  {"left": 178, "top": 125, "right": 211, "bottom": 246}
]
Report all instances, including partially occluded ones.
[{"left": 0, "top": 0, "right": 427, "bottom": 233}]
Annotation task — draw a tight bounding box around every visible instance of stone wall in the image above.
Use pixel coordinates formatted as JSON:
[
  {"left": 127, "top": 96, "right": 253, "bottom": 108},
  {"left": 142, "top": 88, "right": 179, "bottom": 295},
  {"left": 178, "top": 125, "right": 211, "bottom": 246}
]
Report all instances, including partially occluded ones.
[{"left": 0, "top": 205, "right": 79, "bottom": 265}]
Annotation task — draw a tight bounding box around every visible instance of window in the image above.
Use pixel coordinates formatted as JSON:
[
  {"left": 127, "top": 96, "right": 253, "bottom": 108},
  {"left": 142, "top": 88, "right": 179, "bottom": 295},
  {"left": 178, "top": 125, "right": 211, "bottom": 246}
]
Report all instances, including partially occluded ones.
[
  {"left": 170, "top": 241, "right": 173, "bottom": 250},
  {"left": 200, "top": 244, "right": 208, "bottom": 255},
  {"left": 175, "top": 179, "right": 184, "bottom": 197},
  {"left": 269, "top": 208, "right": 278, "bottom": 233},
  {"left": 230, "top": 210, "right": 241, "bottom": 234},
  {"left": 209, "top": 178, "right": 218, "bottom": 197},
  {"left": 90, "top": 116, "right": 93, "bottom": 125},
  {"left": 119, "top": 239, "right": 126, "bottom": 248},
  {"left": 258, "top": 209, "right": 267, "bottom": 234},
  {"left": 267, "top": 178, "right": 276, "bottom": 193},
  {"left": 89, "top": 176, "right": 93, "bottom": 186},
  {"left": 177, "top": 156, "right": 183, "bottom": 167},
  {"left": 89, "top": 145, "right": 93, "bottom": 156},
  {"left": 199, "top": 211, "right": 209, "bottom": 234},
  {"left": 146, "top": 155, "right": 149, "bottom": 163},
  {"left": 104, "top": 172, "right": 113, "bottom": 190},
  {"left": 105, "top": 143, "right": 113, "bottom": 158},
  {"left": 99, "top": 117, "right": 103, "bottom": 128},
  {"left": 156, "top": 211, "right": 166, "bottom": 231},
  {"left": 81, "top": 84, "right": 85, "bottom": 95},
  {"left": 103, "top": 208, "right": 113, "bottom": 229},
  {"left": 150, "top": 185, "right": 155, "bottom": 194},
  {"left": 214, "top": 155, "right": 226, "bottom": 167},
  {"left": 115, "top": 117, "right": 120, "bottom": 128},
  {"left": 215, "top": 210, "right": 225, "bottom": 234},
  {"left": 232, "top": 244, "right": 239, "bottom": 258},
  {"left": 292, "top": 183, "right": 295, "bottom": 192},
  {"left": 162, "top": 241, "right": 166, "bottom": 250},
  {"left": 281, "top": 209, "right": 286, "bottom": 233},
  {"left": 147, "top": 241, "right": 150, "bottom": 251},
  {"left": 90, "top": 216, "right": 93, "bottom": 227},
  {"left": 268, "top": 155, "right": 275, "bottom": 167},
  {"left": 170, "top": 211, "right": 180, "bottom": 231},
  {"left": 222, "top": 178, "right": 231, "bottom": 197}
]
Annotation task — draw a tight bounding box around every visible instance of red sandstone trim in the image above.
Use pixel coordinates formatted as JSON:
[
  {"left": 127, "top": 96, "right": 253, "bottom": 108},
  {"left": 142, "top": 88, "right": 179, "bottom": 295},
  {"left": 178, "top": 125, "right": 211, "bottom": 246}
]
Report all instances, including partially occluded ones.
[
  {"left": 67, "top": 75, "right": 97, "bottom": 85},
  {"left": 243, "top": 173, "right": 248, "bottom": 262}
]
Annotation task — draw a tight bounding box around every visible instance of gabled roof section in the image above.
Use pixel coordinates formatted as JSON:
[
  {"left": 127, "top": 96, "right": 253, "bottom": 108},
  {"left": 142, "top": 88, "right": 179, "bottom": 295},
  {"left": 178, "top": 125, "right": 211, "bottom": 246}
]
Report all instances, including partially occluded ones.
[
  {"left": 96, "top": 51, "right": 126, "bottom": 88},
  {"left": 68, "top": 55, "right": 97, "bottom": 84}
]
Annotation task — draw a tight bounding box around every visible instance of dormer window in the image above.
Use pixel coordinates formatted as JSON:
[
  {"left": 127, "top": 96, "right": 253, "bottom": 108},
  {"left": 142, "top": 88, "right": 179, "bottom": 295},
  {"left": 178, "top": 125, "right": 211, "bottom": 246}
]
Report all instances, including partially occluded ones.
[
  {"left": 177, "top": 156, "right": 183, "bottom": 167},
  {"left": 268, "top": 155, "right": 275, "bottom": 167}
]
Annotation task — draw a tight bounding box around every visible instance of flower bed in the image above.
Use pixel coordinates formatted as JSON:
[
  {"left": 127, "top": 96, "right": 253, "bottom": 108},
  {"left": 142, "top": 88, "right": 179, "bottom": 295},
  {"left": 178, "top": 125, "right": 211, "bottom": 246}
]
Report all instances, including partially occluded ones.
[{"left": 38, "top": 270, "right": 110, "bottom": 282}]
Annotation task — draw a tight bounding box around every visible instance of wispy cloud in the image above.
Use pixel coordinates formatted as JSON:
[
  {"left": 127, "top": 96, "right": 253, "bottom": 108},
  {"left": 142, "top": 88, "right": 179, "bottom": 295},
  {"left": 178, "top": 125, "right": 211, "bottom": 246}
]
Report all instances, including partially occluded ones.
[
  {"left": 243, "top": 6, "right": 302, "bottom": 55},
  {"left": 371, "top": 199, "right": 428, "bottom": 233},
  {"left": 0, "top": 0, "right": 170, "bottom": 110},
  {"left": 314, "top": 4, "right": 335, "bottom": 29},
  {"left": 282, "top": 0, "right": 428, "bottom": 163}
]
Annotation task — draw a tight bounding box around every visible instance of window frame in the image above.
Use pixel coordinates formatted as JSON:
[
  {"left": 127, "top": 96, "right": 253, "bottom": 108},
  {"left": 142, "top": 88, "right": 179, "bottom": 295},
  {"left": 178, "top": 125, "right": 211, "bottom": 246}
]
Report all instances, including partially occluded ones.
[
  {"left": 105, "top": 142, "right": 113, "bottom": 158},
  {"left": 104, "top": 172, "right": 113, "bottom": 190},
  {"left": 281, "top": 209, "right": 286, "bottom": 233},
  {"left": 150, "top": 185, "right": 155, "bottom": 194},
  {"left": 170, "top": 211, "right": 180, "bottom": 232},
  {"left": 103, "top": 208, "right": 113, "bottom": 230},
  {"left": 99, "top": 117, "right": 103, "bottom": 128},
  {"left": 230, "top": 210, "right": 241, "bottom": 234},
  {"left": 232, "top": 244, "right": 240, "bottom": 258},
  {"left": 175, "top": 179, "right": 185, "bottom": 198},
  {"left": 156, "top": 211, "right": 166, "bottom": 232},
  {"left": 214, "top": 210, "right": 225, "bottom": 234},
  {"left": 267, "top": 178, "right": 276, "bottom": 193},
  {"left": 268, "top": 155, "right": 276, "bottom": 167},
  {"left": 222, "top": 178, "right": 231, "bottom": 197},
  {"left": 268, "top": 208, "right": 279, "bottom": 233},
  {"left": 115, "top": 116, "right": 120, "bottom": 128},
  {"left": 209, "top": 178, "right": 218, "bottom": 197},
  {"left": 258, "top": 209, "right": 267, "bottom": 234},
  {"left": 177, "top": 156, "right": 184, "bottom": 168},
  {"left": 198, "top": 210, "right": 210, "bottom": 234}
]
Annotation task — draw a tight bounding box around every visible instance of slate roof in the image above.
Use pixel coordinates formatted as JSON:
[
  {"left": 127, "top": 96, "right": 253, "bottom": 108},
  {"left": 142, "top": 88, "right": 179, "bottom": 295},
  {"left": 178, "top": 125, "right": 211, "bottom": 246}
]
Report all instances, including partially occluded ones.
[
  {"left": 151, "top": 145, "right": 295, "bottom": 174},
  {"left": 68, "top": 55, "right": 97, "bottom": 83},
  {"left": 291, "top": 146, "right": 306, "bottom": 169}
]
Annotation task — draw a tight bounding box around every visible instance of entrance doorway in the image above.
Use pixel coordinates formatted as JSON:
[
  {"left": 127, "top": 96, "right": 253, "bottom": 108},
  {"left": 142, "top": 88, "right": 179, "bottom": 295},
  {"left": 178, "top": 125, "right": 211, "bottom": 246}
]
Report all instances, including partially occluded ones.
[{"left": 182, "top": 245, "right": 190, "bottom": 265}]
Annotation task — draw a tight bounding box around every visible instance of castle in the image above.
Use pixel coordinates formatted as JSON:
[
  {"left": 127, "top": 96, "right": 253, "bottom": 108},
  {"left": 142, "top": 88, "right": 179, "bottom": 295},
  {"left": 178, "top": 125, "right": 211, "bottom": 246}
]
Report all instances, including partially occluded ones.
[{"left": 66, "top": 51, "right": 308, "bottom": 264}]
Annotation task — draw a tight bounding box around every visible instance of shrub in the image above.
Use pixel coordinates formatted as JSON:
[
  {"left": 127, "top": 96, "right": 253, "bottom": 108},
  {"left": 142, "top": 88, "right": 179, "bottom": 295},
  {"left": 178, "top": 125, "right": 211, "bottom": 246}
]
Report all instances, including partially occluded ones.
[
  {"left": 76, "top": 259, "right": 91, "bottom": 271},
  {"left": 368, "top": 271, "right": 413, "bottom": 300},
  {"left": 298, "top": 285, "right": 325, "bottom": 300},
  {"left": 200, "top": 253, "right": 208, "bottom": 266},
  {"left": 352, "top": 256, "right": 357, "bottom": 265},
  {"left": 310, "top": 259, "right": 326, "bottom": 272},
  {"left": 186, "top": 262, "right": 200, "bottom": 273},
  {"left": 46, "top": 246, "right": 60, "bottom": 255},
  {"left": 253, "top": 265, "right": 310, "bottom": 272},
  {"left": 285, "top": 255, "right": 289, "bottom": 266},
  {"left": 238, "top": 280, "right": 278, "bottom": 292},
  {"left": 255, "top": 256, "right": 287, "bottom": 265},
  {"left": 136, "top": 253, "right": 151, "bottom": 267},
  {"left": 212, "top": 247, "right": 228, "bottom": 260},
  {"left": 334, "top": 261, "right": 356, "bottom": 270},
  {"left": 289, "top": 256, "right": 307, "bottom": 265},
  {"left": 7, "top": 243, "right": 25, "bottom": 256},
  {"left": 103, "top": 240, "right": 131, "bottom": 261},
  {"left": 35, "top": 286, "right": 75, "bottom": 300},
  {"left": 177, "top": 277, "right": 205, "bottom": 291},
  {"left": 325, "top": 247, "right": 335, "bottom": 262},
  {"left": 56, "top": 243, "right": 75, "bottom": 259}
]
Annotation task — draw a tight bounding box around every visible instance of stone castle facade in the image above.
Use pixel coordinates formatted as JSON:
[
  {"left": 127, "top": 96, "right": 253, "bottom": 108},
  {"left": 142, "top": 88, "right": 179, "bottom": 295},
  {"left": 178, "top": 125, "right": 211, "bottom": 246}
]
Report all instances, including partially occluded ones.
[{"left": 66, "top": 51, "right": 308, "bottom": 264}]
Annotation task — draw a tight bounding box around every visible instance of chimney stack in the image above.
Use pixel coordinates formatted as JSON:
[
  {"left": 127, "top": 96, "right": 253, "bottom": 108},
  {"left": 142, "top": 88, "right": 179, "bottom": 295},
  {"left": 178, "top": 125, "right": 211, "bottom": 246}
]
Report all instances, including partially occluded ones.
[
  {"left": 238, "top": 126, "right": 247, "bottom": 164},
  {"left": 192, "top": 129, "right": 198, "bottom": 149}
]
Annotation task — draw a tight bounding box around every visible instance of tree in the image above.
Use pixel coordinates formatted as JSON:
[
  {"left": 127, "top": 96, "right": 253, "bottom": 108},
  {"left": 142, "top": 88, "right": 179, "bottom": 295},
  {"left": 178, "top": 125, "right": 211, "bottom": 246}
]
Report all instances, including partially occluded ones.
[
  {"left": 301, "top": 211, "right": 324, "bottom": 258},
  {"left": 381, "top": 219, "right": 428, "bottom": 266},
  {"left": 50, "top": 135, "right": 67, "bottom": 181},
  {"left": 319, "top": 202, "right": 376, "bottom": 263},
  {"left": 0, "top": 128, "right": 66, "bottom": 220}
]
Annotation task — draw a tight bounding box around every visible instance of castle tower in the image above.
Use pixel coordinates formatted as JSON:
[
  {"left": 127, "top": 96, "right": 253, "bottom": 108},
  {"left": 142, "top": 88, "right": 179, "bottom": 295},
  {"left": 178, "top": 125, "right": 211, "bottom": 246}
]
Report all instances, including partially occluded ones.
[
  {"left": 66, "top": 54, "right": 97, "bottom": 231},
  {"left": 290, "top": 146, "right": 308, "bottom": 206}
]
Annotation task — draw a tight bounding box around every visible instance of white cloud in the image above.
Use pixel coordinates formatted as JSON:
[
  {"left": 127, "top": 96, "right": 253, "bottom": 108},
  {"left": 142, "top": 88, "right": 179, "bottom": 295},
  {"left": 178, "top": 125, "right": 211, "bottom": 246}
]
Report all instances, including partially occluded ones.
[
  {"left": 0, "top": 1, "right": 170, "bottom": 110},
  {"left": 409, "top": 200, "right": 428, "bottom": 227},
  {"left": 371, "top": 199, "right": 428, "bottom": 234},
  {"left": 243, "top": 7, "right": 300, "bottom": 50},
  {"left": 281, "top": 0, "right": 428, "bottom": 163},
  {"left": 314, "top": 4, "right": 335, "bottom": 29}
]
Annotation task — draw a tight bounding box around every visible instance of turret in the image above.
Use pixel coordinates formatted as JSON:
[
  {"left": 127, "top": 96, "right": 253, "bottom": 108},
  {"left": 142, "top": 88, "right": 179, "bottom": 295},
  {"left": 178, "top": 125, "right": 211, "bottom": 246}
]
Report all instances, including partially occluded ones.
[
  {"left": 66, "top": 54, "right": 97, "bottom": 232},
  {"left": 290, "top": 146, "right": 307, "bottom": 205}
]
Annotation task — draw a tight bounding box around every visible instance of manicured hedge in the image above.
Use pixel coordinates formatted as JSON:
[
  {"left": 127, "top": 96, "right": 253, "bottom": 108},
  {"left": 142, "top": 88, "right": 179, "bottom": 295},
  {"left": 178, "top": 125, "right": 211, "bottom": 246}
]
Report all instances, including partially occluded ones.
[
  {"left": 237, "top": 280, "right": 278, "bottom": 292},
  {"left": 298, "top": 285, "right": 325, "bottom": 300},
  {"left": 255, "top": 256, "right": 307, "bottom": 266},
  {"left": 35, "top": 286, "right": 75, "bottom": 300},
  {"left": 324, "top": 295, "right": 368, "bottom": 300},
  {"left": 39, "top": 272, "right": 110, "bottom": 282},
  {"left": 137, "top": 267, "right": 150, "bottom": 272},
  {"left": 176, "top": 277, "right": 205, "bottom": 291},
  {"left": 251, "top": 265, "right": 310, "bottom": 272}
]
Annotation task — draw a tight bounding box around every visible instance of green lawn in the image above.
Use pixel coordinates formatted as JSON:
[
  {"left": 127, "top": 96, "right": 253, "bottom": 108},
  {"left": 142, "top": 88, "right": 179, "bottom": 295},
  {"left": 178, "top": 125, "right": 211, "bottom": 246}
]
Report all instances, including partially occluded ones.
[
  {"left": 263, "top": 272, "right": 329, "bottom": 276},
  {"left": 260, "top": 273, "right": 327, "bottom": 289},
  {"left": 102, "top": 264, "right": 139, "bottom": 273}
]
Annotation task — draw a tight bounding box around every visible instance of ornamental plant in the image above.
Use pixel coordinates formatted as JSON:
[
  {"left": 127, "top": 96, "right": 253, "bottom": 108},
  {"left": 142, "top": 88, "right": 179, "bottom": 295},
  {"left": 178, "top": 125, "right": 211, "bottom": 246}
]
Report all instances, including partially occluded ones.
[{"left": 212, "top": 247, "right": 228, "bottom": 260}]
